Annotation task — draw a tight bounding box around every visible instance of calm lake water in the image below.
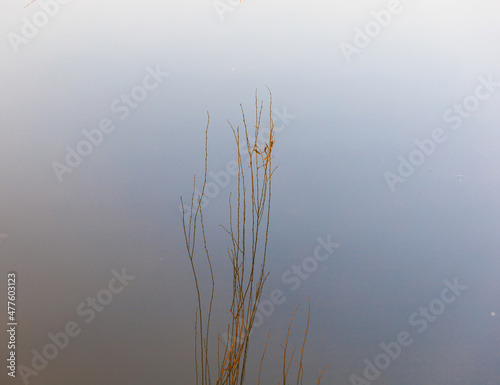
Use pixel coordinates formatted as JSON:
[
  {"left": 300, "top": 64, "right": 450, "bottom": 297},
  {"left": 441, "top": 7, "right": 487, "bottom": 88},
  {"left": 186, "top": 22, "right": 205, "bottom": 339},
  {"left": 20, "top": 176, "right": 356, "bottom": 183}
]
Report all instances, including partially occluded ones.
[{"left": 1, "top": 1, "right": 499, "bottom": 384}]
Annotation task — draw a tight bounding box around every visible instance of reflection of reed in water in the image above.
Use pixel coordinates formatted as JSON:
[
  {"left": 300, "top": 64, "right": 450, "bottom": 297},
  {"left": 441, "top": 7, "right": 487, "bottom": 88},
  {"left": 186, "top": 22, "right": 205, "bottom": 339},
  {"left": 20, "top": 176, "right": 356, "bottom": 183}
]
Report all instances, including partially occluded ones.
[{"left": 180, "top": 88, "right": 325, "bottom": 385}]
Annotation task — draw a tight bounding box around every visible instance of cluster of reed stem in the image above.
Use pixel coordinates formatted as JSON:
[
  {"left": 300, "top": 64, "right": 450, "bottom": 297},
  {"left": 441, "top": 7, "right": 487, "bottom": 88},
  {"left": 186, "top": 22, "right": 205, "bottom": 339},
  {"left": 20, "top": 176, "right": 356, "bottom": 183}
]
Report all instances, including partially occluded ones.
[{"left": 181, "top": 88, "right": 325, "bottom": 385}]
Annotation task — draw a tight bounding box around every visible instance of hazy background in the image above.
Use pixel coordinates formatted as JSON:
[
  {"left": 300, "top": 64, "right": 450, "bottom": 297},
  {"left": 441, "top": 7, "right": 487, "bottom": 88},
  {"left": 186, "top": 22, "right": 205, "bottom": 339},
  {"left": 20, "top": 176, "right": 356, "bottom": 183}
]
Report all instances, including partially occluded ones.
[{"left": 1, "top": 0, "right": 499, "bottom": 384}]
